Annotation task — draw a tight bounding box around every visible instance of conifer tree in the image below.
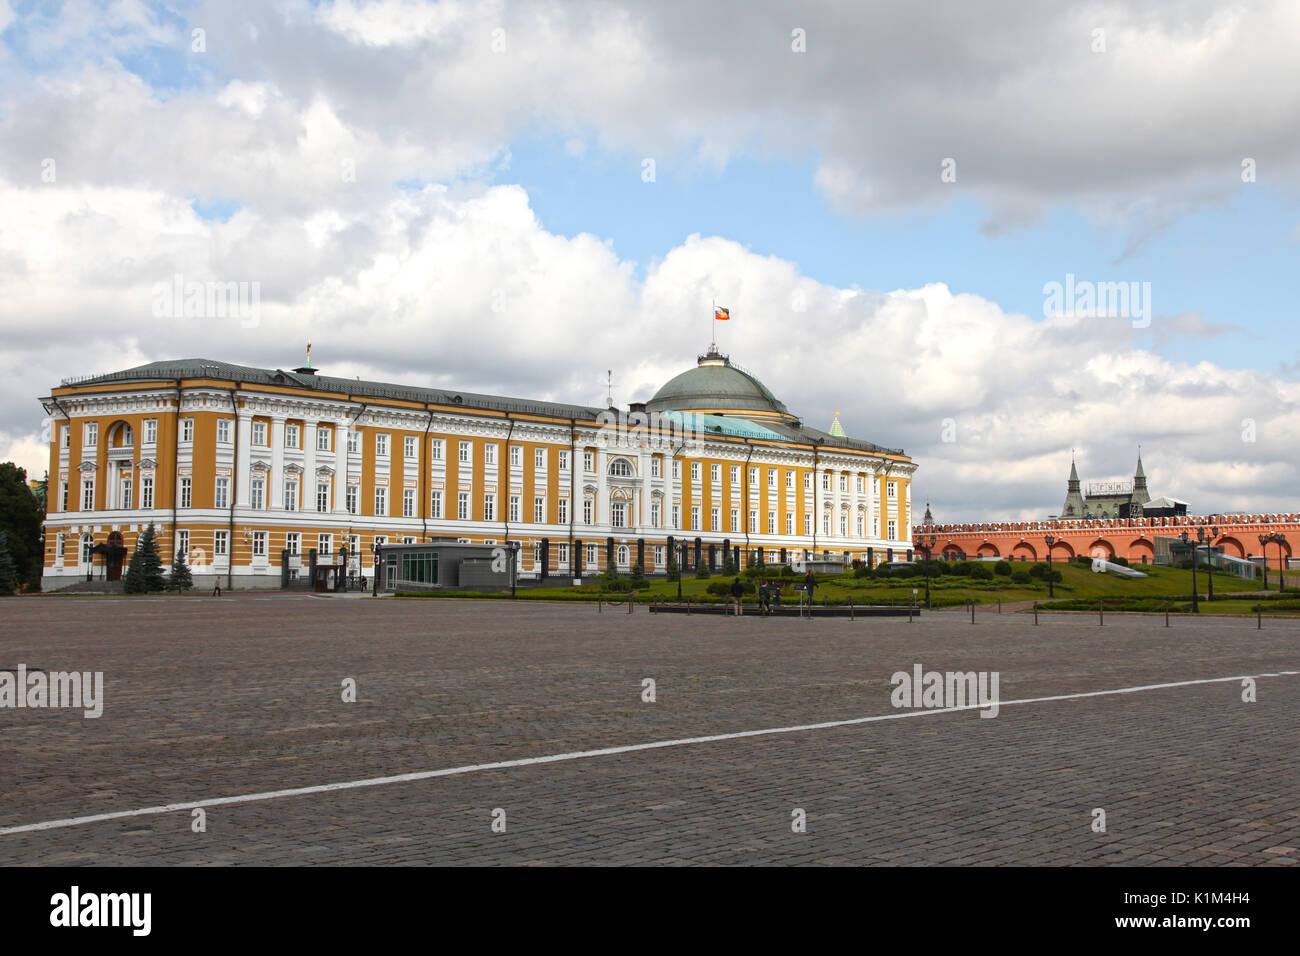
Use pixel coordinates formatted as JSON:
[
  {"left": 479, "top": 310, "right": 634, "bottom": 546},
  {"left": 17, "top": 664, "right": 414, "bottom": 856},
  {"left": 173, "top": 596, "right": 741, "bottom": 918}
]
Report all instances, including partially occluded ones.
[{"left": 123, "top": 523, "right": 166, "bottom": 593}]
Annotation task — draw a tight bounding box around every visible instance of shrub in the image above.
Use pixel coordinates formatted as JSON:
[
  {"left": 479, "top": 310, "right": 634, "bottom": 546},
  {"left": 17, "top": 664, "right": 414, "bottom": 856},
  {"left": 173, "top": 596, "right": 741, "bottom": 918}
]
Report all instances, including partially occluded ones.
[
  {"left": 949, "top": 562, "right": 973, "bottom": 577},
  {"left": 628, "top": 562, "right": 648, "bottom": 586},
  {"left": 993, "top": 560, "right": 1012, "bottom": 576},
  {"left": 970, "top": 563, "right": 994, "bottom": 580},
  {"left": 1076, "top": 555, "right": 1092, "bottom": 566},
  {"left": 853, "top": 564, "right": 875, "bottom": 579},
  {"left": 665, "top": 555, "right": 680, "bottom": 581},
  {"left": 1028, "top": 562, "right": 1049, "bottom": 580},
  {"left": 1010, "top": 569, "right": 1031, "bottom": 584},
  {"left": 694, "top": 562, "right": 711, "bottom": 579},
  {"left": 1111, "top": 556, "right": 1129, "bottom": 567},
  {"left": 874, "top": 563, "right": 891, "bottom": 579}
]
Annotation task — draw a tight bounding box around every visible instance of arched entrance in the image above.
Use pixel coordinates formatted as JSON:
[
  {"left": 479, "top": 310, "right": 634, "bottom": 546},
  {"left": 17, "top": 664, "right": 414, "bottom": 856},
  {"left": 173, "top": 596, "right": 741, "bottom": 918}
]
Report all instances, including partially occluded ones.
[{"left": 105, "top": 531, "right": 126, "bottom": 581}]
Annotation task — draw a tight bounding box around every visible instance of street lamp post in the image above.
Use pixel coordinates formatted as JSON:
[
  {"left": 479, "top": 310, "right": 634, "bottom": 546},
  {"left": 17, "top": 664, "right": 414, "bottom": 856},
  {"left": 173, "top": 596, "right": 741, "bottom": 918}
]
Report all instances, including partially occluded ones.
[
  {"left": 676, "top": 542, "right": 685, "bottom": 603},
  {"left": 1200, "top": 525, "right": 1218, "bottom": 602},
  {"left": 1260, "top": 532, "right": 1287, "bottom": 594},
  {"left": 1179, "top": 531, "right": 1199, "bottom": 613},
  {"left": 913, "top": 534, "right": 936, "bottom": 609},
  {"left": 1044, "top": 535, "right": 1055, "bottom": 598}
]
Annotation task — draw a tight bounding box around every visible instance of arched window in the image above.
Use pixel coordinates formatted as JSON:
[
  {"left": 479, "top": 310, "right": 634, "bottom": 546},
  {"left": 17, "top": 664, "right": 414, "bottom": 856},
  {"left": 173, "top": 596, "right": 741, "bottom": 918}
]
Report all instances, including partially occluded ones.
[
  {"left": 608, "top": 458, "right": 634, "bottom": 478},
  {"left": 81, "top": 534, "right": 93, "bottom": 564},
  {"left": 617, "top": 544, "right": 630, "bottom": 567}
]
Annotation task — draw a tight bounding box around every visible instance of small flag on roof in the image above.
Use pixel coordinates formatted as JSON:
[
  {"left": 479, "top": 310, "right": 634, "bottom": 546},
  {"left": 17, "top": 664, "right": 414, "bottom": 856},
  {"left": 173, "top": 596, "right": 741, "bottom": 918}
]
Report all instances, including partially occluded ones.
[{"left": 714, "top": 306, "right": 730, "bottom": 320}]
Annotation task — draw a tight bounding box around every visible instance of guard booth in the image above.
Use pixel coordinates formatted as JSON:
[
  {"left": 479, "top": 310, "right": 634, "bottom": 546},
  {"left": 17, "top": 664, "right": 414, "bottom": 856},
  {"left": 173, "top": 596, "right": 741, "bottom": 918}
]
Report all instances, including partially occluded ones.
[
  {"left": 374, "top": 538, "right": 518, "bottom": 593},
  {"left": 282, "top": 547, "right": 351, "bottom": 592}
]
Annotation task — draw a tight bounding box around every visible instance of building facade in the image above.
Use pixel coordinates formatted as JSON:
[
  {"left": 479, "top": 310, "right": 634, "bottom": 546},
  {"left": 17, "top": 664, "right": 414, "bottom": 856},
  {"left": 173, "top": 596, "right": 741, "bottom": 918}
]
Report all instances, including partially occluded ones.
[{"left": 39, "top": 349, "right": 916, "bottom": 590}]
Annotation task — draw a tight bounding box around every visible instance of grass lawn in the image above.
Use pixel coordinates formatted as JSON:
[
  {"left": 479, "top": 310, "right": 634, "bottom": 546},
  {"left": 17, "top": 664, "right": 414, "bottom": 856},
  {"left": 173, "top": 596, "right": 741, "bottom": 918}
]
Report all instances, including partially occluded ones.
[{"left": 398, "top": 561, "right": 1277, "bottom": 609}]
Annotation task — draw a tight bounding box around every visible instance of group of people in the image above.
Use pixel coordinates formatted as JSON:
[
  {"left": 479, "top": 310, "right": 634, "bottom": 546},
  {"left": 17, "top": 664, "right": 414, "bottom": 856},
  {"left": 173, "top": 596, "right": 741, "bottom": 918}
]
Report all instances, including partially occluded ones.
[{"left": 729, "top": 569, "right": 817, "bottom": 616}]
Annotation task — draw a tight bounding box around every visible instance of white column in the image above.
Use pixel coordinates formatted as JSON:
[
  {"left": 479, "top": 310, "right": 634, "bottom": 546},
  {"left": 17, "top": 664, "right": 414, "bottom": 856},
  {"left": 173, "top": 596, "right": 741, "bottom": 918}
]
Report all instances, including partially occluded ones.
[
  {"left": 235, "top": 413, "right": 252, "bottom": 507},
  {"left": 334, "top": 416, "right": 349, "bottom": 515},
  {"left": 270, "top": 417, "right": 286, "bottom": 510}
]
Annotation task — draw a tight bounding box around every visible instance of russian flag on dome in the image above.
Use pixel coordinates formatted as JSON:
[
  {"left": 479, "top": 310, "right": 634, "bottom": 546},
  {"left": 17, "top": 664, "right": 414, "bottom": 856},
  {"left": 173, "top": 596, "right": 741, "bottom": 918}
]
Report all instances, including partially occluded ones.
[{"left": 714, "top": 306, "right": 730, "bottom": 320}]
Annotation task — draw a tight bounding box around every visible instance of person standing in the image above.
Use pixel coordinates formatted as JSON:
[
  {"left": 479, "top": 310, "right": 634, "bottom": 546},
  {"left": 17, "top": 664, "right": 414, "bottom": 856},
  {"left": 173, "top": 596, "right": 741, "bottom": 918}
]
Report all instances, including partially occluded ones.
[
  {"left": 804, "top": 568, "right": 816, "bottom": 604},
  {"left": 730, "top": 576, "right": 745, "bottom": 616}
]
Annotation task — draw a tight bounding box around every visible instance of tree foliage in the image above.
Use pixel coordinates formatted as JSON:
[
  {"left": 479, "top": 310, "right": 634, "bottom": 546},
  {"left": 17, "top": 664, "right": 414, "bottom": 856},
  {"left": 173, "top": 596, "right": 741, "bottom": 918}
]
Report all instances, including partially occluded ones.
[{"left": 123, "top": 523, "right": 166, "bottom": 593}]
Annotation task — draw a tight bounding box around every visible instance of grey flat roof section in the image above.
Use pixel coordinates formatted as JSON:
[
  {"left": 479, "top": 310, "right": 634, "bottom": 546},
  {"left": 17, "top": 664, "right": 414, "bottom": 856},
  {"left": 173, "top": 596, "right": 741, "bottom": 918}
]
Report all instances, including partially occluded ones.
[{"left": 57, "top": 358, "right": 606, "bottom": 421}]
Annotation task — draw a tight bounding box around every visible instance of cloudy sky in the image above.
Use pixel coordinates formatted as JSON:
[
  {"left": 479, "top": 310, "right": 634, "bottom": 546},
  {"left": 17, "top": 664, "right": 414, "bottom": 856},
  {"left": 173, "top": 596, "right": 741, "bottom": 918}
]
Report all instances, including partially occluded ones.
[{"left": 1, "top": 0, "right": 1297, "bottom": 520}]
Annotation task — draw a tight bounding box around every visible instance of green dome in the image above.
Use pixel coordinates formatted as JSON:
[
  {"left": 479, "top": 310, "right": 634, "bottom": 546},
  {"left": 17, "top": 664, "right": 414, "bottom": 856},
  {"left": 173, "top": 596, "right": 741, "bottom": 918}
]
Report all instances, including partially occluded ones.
[{"left": 646, "top": 348, "right": 792, "bottom": 419}]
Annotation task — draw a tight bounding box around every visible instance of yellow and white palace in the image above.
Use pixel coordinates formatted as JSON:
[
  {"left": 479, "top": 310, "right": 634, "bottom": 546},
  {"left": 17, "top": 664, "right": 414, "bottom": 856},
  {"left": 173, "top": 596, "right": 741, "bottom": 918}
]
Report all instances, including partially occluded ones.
[{"left": 39, "top": 347, "right": 916, "bottom": 589}]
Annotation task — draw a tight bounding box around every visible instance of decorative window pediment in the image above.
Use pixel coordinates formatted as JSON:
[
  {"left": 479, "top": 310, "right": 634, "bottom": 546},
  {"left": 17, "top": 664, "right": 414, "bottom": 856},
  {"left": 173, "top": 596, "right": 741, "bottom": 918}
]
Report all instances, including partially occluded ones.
[
  {"left": 77, "top": 460, "right": 97, "bottom": 472},
  {"left": 250, "top": 460, "right": 270, "bottom": 473},
  {"left": 135, "top": 458, "right": 158, "bottom": 470},
  {"left": 316, "top": 465, "right": 335, "bottom": 477},
  {"left": 284, "top": 463, "right": 303, "bottom": 475}
]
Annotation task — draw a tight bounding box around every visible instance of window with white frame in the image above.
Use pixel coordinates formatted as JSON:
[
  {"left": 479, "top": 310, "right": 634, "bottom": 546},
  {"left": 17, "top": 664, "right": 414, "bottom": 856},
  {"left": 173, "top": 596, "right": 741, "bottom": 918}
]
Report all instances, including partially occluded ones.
[
  {"left": 375, "top": 433, "right": 389, "bottom": 457},
  {"left": 873, "top": 516, "right": 880, "bottom": 536},
  {"left": 285, "top": 423, "right": 298, "bottom": 449},
  {"left": 690, "top": 505, "right": 700, "bottom": 530},
  {"left": 281, "top": 479, "right": 295, "bottom": 511},
  {"left": 374, "top": 487, "right": 387, "bottom": 515},
  {"left": 58, "top": 480, "right": 68, "bottom": 511},
  {"left": 214, "top": 530, "right": 228, "bottom": 557},
  {"left": 403, "top": 489, "right": 415, "bottom": 517},
  {"left": 840, "top": 514, "right": 848, "bottom": 536},
  {"left": 823, "top": 513, "right": 831, "bottom": 534},
  {"left": 671, "top": 459, "right": 680, "bottom": 479},
  {"left": 768, "top": 469, "right": 776, "bottom": 488},
  {"left": 215, "top": 477, "right": 229, "bottom": 509},
  {"left": 509, "top": 495, "right": 520, "bottom": 522},
  {"left": 610, "top": 458, "right": 634, "bottom": 478},
  {"left": 586, "top": 543, "right": 597, "bottom": 568},
  {"left": 430, "top": 439, "right": 444, "bottom": 461},
  {"left": 749, "top": 467, "right": 758, "bottom": 487},
  {"left": 557, "top": 543, "right": 569, "bottom": 565},
  {"left": 749, "top": 510, "right": 757, "bottom": 533},
  {"left": 856, "top": 475, "right": 865, "bottom": 494},
  {"left": 60, "top": 424, "right": 70, "bottom": 449},
  {"left": 145, "top": 420, "right": 159, "bottom": 444},
  {"left": 730, "top": 465, "right": 739, "bottom": 484},
  {"left": 534, "top": 497, "right": 544, "bottom": 523},
  {"left": 583, "top": 498, "right": 593, "bottom": 524},
  {"left": 510, "top": 445, "right": 521, "bottom": 467},
  {"left": 143, "top": 476, "right": 155, "bottom": 509},
  {"left": 84, "top": 422, "right": 98, "bottom": 447},
  {"left": 534, "top": 447, "right": 544, "bottom": 469},
  {"left": 430, "top": 490, "right": 443, "bottom": 519},
  {"left": 217, "top": 419, "right": 232, "bottom": 444},
  {"left": 484, "top": 443, "right": 497, "bottom": 466},
  {"left": 119, "top": 476, "right": 132, "bottom": 509},
  {"left": 768, "top": 512, "right": 776, "bottom": 534},
  {"left": 457, "top": 492, "right": 469, "bottom": 520},
  {"left": 805, "top": 514, "right": 812, "bottom": 536},
  {"left": 612, "top": 501, "right": 627, "bottom": 528},
  {"left": 711, "top": 507, "right": 720, "bottom": 531},
  {"left": 558, "top": 450, "right": 569, "bottom": 470},
  {"left": 404, "top": 436, "right": 417, "bottom": 459},
  {"left": 316, "top": 482, "right": 329, "bottom": 512},
  {"left": 857, "top": 515, "right": 865, "bottom": 537},
  {"left": 651, "top": 500, "right": 660, "bottom": 527},
  {"left": 483, "top": 494, "right": 495, "bottom": 521},
  {"left": 804, "top": 472, "right": 812, "bottom": 491},
  {"left": 786, "top": 513, "right": 794, "bottom": 535},
  {"left": 319, "top": 534, "right": 332, "bottom": 555},
  {"left": 887, "top": 519, "right": 897, "bottom": 540},
  {"left": 655, "top": 545, "right": 665, "bottom": 567},
  {"left": 558, "top": 498, "right": 568, "bottom": 524},
  {"left": 252, "top": 421, "right": 267, "bottom": 446},
  {"left": 730, "top": 508, "right": 739, "bottom": 532},
  {"left": 284, "top": 531, "right": 297, "bottom": 555},
  {"left": 651, "top": 457, "right": 661, "bottom": 478},
  {"left": 786, "top": 471, "right": 794, "bottom": 489},
  {"left": 180, "top": 476, "right": 192, "bottom": 508},
  {"left": 822, "top": 473, "right": 831, "bottom": 491},
  {"left": 181, "top": 418, "right": 194, "bottom": 443},
  {"left": 839, "top": 475, "right": 847, "bottom": 493},
  {"left": 459, "top": 440, "right": 471, "bottom": 463},
  {"left": 177, "top": 530, "right": 189, "bottom": 558},
  {"left": 671, "top": 505, "right": 679, "bottom": 529},
  {"left": 583, "top": 450, "right": 594, "bottom": 473},
  {"left": 346, "top": 484, "right": 358, "bottom": 514},
  {"left": 690, "top": 462, "right": 700, "bottom": 482},
  {"left": 251, "top": 478, "right": 265, "bottom": 510},
  {"left": 710, "top": 463, "right": 720, "bottom": 483},
  {"left": 347, "top": 431, "right": 359, "bottom": 454},
  {"left": 887, "top": 481, "right": 897, "bottom": 499},
  {"left": 317, "top": 426, "right": 331, "bottom": 451}
]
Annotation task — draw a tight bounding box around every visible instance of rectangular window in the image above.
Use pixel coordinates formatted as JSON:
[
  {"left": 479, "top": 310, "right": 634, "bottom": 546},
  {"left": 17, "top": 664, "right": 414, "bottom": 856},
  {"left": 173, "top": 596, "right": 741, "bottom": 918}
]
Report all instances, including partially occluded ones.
[
  {"left": 558, "top": 497, "right": 569, "bottom": 524},
  {"left": 749, "top": 510, "right": 757, "bottom": 533},
  {"left": 509, "top": 495, "right": 520, "bottom": 522},
  {"left": 690, "top": 506, "right": 700, "bottom": 531},
  {"left": 840, "top": 514, "right": 848, "bottom": 536},
  {"left": 534, "top": 497, "right": 544, "bottom": 523},
  {"left": 557, "top": 543, "right": 569, "bottom": 565},
  {"left": 319, "top": 534, "right": 332, "bottom": 555},
  {"left": 710, "top": 463, "right": 719, "bottom": 482},
  {"left": 583, "top": 498, "right": 593, "bottom": 524},
  {"left": 888, "top": 482, "right": 897, "bottom": 499},
  {"left": 612, "top": 501, "right": 627, "bottom": 528},
  {"left": 119, "top": 477, "right": 132, "bottom": 509},
  {"left": 459, "top": 441, "right": 471, "bottom": 463},
  {"left": 181, "top": 419, "right": 193, "bottom": 443},
  {"left": 141, "top": 476, "right": 153, "bottom": 509},
  {"left": 510, "top": 445, "right": 521, "bottom": 467},
  {"left": 59, "top": 480, "right": 68, "bottom": 511},
  {"left": 215, "top": 477, "right": 229, "bottom": 509},
  {"left": 839, "top": 475, "right": 847, "bottom": 493},
  {"left": 346, "top": 485, "right": 358, "bottom": 514},
  {"left": 671, "top": 505, "right": 679, "bottom": 529},
  {"left": 857, "top": 515, "right": 865, "bottom": 537},
  {"left": 282, "top": 480, "right": 296, "bottom": 511},
  {"left": 252, "top": 421, "right": 267, "bottom": 446},
  {"left": 823, "top": 514, "right": 831, "bottom": 535},
  {"left": 457, "top": 492, "right": 469, "bottom": 520},
  {"left": 558, "top": 450, "right": 569, "bottom": 471},
  {"left": 485, "top": 444, "right": 497, "bottom": 466},
  {"left": 730, "top": 465, "right": 739, "bottom": 485},
  {"left": 217, "top": 419, "right": 232, "bottom": 444},
  {"left": 347, "top": 431, "right": 359, "bottom": 454},
  {"left": 287, "top": 532, "right": 300, "bottom": 556},
  {"left": 316, "top": 482, "right": 329, "bottom": 512},
  {"left": 139, "top": 419, "right": 154, "bottom": 444},
  {"left": 651, "top": 457, "right": 661, "bottom": 478},
  {"left": 285, "top": 423, "right": 298, "bottom": 449},
  {"left": 483, "top": 494, "right": 496, "bottom": 521},
  {"left": 61, "top": 424, "right": 71, "bottom": 449},
  {"left": 180, "top": 477, "right": 192, "bottom": 508},
  {"left": 374, "top": 487, "right": 387, "bottom": 515},
  {"left": 768, "top": 512, "right": 776, "bottom": 534},
  {"left": 651, "top": 500, "right": 661, "bottom": 528},
  {"left": 749, "top": 467, "right": 758, "bottom": 487},
  {"left": 251, "top": 478, "right": 265, "bottom": 510},
  {"left": 730, "top": 508, "right": 739, "bottom": 532},
  {"left": 214, "top": 530, "right": 228, "bottom": 557},
  {"left": 805, "top": 514, "right": 812, "bottom": 536},
  {"left": 317, "top": 426, "right": 331, "bottom": 451},
  {"left": 671, "top": 459, "right": 680, "bottom": 480},
  {"left": 376, "top": 433, "right": 389, "bottom": 457},
  {"left": 430, "top": 439, "right": 444, "bottom": 461},
  {"left": 887, "top": 519, "right": 897, "bottom": 540},
  {"left": 822, "top": 473, "right": 830, "bottom": 491},
  {"left": 856, "top": 475, "right": 865, "bottom": 494},
  {"left": 786, "top": 513, "right": 794, "bottom": 535},
  {"left": 583, "top": 450, "right": 594, "bottom": 473},
  {"left": 252, "top": 531, "right": 267, "bottom": 557},
  {"left": 177, "top": 530, "right": 189, "bottom": 559},
  {"left": 804, "top": 473, "right": 812, "bottom": 491},
  {"left": 691, "top": 462, "right": 700, "bottom": 482},
  {"left": 84, "top": 422, "right": 98, "bottom": 447},
  {"left": 534, "top": 447, "right": 544, "bottom": 469},
  {"left": 430, "top": 490, "right": 443, "bottom": 519},
  {"left": 709, "top": 507, "right": 719, "bottom": 531},
  {"left": 768, "top": 469, "right": 776, "bottom": 488},
  {"left": 586, "top": 543, "right": 597, "bottom": 568},
  {"left": 404, "top": 436, "right": 417, "bottom": 459},
  {"left": 403, "top": 489, "right": 415, "bottom": 517}
]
